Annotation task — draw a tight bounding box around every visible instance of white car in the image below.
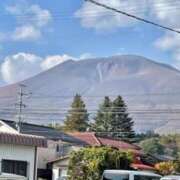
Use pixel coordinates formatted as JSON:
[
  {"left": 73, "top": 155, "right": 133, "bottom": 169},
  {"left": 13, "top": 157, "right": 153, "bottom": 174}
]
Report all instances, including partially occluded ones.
[
  {"left": 102, "top": 170, "right": 161, "bottom": 180},
  {"left": 161, "top": 176, "right": 180, "bottom": 180},
  {"left": 0, "top": 173, "right": 27, "bottom": 180}
]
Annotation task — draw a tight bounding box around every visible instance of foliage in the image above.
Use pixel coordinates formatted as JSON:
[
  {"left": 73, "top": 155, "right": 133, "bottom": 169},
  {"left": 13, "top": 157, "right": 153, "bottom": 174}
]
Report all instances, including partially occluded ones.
[
  {"left": 160, "top": 134, "right": 180, "bottom": 159},
  {"left": 67, "top": 147, "right": 133, "bottom": 180},
  {"left": 174, "top": 160, "right": 180, "bottom": 173},
  {"left": 140, "top": 138, "right": 165, "bottom": 155},
  {"left": 155, "top": 161, "right": 180, "bottom": 175},
  {"left": 63, "top": 94, "right": 89, "bottom": 132},
  {"left": 134, "top": 131, "right": 160, "bottom": 142},
  {"left": 92, "top": 96, "right": 112, "bottom": 136},
  {"left": 111, "top": 96, "right": 135, "bottom": 140},
  {"left": 93, "top": 95, "right": 135, "bottom": 140}
]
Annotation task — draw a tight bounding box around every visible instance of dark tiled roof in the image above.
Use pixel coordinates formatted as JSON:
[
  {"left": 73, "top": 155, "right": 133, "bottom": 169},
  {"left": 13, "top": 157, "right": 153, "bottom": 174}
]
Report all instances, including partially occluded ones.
[
  {"left": 0, "top": 132, "right": 47, "bottom": 147},
  {"left": 1, "top": 119, "right": 85, "bottom": 144}
]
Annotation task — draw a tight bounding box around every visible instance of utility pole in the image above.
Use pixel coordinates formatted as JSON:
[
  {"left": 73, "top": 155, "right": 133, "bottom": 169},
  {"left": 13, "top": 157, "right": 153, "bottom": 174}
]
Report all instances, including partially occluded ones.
[{"left": 15, "top": 84, "right": 31, "bottom": 133}]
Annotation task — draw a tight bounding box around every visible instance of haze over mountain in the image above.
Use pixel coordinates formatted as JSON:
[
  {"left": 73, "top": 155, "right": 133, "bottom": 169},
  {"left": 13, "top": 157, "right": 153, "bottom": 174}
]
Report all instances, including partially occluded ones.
[{"left": 0, "top": 55, "right": 180, "bottom": 134}]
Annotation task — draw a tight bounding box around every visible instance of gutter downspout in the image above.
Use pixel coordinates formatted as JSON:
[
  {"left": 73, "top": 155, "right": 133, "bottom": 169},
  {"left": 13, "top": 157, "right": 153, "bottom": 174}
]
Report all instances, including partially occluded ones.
[{"left": 33, "top": 147, "right": 37, "bottom": 180}]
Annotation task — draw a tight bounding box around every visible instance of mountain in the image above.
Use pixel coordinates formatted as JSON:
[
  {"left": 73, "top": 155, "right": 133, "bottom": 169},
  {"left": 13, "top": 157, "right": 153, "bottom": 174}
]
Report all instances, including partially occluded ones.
[{"left": 0, "top": 55, "right": 180, "bottom": 134}]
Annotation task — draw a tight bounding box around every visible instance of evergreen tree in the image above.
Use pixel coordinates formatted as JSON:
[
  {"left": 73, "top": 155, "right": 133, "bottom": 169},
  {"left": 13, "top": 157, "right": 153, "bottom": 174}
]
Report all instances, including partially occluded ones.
[
  {"left": 93, "top": 96, "right": 112, "bottom": 136},
  {"left": 111, "top": 95, "right": 135, "bottom": 140},
  {"left": 63, "top": 94, "right": 89, "bottom": 132}
]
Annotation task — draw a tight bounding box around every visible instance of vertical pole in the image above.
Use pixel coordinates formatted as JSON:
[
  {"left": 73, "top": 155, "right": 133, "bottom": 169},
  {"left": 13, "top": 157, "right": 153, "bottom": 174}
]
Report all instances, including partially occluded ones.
[
  {"left": 16, "top": 84, "right": 27, "bottom": 133},
  {"left": 33, "top": 146, "right": 38, "bottom": 180},
  {"left": 17, "top": 85, "right": 23, "bottom": 133}
]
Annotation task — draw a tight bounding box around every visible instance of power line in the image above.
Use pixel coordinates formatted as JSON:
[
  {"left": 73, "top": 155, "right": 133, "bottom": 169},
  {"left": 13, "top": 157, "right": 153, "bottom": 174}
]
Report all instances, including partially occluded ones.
[
  {"left": 85, "top": 0, "right": 180, "bottom": 34},
  {"left": 1, "top": 1, "right": 180, "bottom": 18}
]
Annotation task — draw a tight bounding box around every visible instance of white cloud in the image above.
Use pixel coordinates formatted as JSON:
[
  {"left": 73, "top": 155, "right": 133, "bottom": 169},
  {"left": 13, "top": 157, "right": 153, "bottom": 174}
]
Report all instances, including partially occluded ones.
[
  {"left": 1, "top": 53, "right": 43, "bottom": 83},
  {"left": 75, "top": 0, "right": 148, "bottom": 31},
  {"left": 12, "top": 25, "right": 41, "bottom": 41},
  {"left": 79, "top": 53, "right": 93, "bottom": 59},
  {"left": 41, "top": 55, "right": 76, "bottom": 70},
  {"left": 150, "top": 0, "right": 180, "bottom": 69},
  {"left": 76, "top": 0, "right": 180, "bottom": 31},
  {"left": 1, "top": 52, "right": 92, "bottom": 84},
  {"left": 6, "top": 3, "right": 51, "bottom": 28},
  {"left": 3, "top": 1, "right": 52, "bottom": 41},
  {"left": 151, "top": 0, "right": 180, "bottom": 29},
  {"left": 155, "top": 32, "right": 180, "bottom": 51},
  {"left": 155, "top": 31, "right": 180, "bottom": 68}
]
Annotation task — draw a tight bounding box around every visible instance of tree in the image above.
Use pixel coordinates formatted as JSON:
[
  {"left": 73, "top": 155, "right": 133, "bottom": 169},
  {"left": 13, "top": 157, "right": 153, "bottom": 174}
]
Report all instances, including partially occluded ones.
[
  {"left": 111, "top": 96, "right": 135, "bottom": 140},
  {"left": 93, "top": 96, "right": 112, "bottom": 136},
  {"left": 140, "top": 138, "right": 165, "bottom": 155},
  {"left": 63, "top": 94, "right": 89, "bottom": 132},
  {"left": 67, "top": 147, "right": 133, "bottom": 180}
]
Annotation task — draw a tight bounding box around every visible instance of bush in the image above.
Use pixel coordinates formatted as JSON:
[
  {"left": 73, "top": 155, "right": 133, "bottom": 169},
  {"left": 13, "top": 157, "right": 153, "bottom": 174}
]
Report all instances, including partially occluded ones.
[
  {"left": 140, "top": 138, "right": 165, "bottom": 155},
  {"left": 155, "top": 161, "right": 176, "bottom": 175},
  {"left": 67, "top": 147, "right": 133, "bottom": 180}
]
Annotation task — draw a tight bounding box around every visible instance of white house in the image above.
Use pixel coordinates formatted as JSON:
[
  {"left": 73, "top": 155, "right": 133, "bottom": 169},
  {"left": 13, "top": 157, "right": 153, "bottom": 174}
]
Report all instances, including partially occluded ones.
[
  {"left": 0, "top": 173, "right": 28, "bottom": 180},
  {"left": 0, "top": 119, "right": 85, "bottom": 180},
  {"left": 0, "top": 129, "right": 47, "bottom": 180},
  {"left": 48, "top": 156, "right": 70, "bottom": 180}
]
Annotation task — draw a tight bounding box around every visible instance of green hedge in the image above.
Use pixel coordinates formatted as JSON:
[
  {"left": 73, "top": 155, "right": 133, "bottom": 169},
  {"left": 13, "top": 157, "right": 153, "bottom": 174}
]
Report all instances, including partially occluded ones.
[{"left": 67, "top": 147, "right": 133, "bottom": 180}]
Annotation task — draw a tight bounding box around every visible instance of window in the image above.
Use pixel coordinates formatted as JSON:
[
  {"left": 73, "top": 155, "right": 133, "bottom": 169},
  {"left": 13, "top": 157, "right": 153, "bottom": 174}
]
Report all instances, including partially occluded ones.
[
  {"left": 2, "top": 159, "right": 27, "bottom": 177},
  {"left": 59, "top": 169, "right": 68, "bottom": 177},
  {"left": 134, "top": 175, "right": 161, "bottom": 180},
  {"left": 56, "top": 144, "right": 60, "bottom": 152},
  {"left": 103, "top": 174, "right": 129, "bottom": 180}
]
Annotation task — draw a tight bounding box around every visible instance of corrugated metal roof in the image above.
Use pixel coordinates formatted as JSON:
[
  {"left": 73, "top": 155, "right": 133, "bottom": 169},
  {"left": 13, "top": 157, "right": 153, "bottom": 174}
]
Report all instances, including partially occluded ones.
[{"left": 0, "top": 132, "right": 47, "bottom": 147}]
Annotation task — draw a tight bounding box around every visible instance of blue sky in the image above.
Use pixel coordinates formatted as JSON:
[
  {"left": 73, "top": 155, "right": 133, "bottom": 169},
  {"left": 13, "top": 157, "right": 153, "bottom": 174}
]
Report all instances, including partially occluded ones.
[{"left": 0, "top": 0, "right": 179, "bottom": 86}]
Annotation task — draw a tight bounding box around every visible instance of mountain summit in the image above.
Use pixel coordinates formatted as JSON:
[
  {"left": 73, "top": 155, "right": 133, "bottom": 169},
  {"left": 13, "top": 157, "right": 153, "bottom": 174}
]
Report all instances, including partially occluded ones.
[{"left": 0, "top": 55, "right": 180, "bottom": 134}]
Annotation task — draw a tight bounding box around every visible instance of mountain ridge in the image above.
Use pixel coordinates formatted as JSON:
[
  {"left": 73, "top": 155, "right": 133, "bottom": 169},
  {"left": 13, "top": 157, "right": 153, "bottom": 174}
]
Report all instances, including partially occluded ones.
[{"left": 0, "top": 55, "right": 180, "bottom": 134}]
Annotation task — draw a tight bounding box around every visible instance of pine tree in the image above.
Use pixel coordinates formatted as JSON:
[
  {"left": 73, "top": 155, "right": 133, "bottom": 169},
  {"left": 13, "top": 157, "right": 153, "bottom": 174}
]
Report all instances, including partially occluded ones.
[
  {"left": 93, "top": 96, "right": 112, "bottom": 137},
  {"left": 63, "top": 94, "right": 89, "bottom": 132},
  {"left": 111, "top": 95, "right": 135, "bottom": 140}
]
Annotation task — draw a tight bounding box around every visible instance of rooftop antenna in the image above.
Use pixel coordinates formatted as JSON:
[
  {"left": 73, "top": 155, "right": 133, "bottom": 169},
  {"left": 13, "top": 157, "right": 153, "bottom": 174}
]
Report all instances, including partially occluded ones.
[{"left": 15, "top": 84, "right": 31, "bottom": 133}]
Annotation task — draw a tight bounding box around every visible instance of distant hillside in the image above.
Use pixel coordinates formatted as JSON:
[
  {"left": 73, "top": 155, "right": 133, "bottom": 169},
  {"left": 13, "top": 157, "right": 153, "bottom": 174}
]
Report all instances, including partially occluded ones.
[{"left": 0, "top": 55, "right": 180, "bottom": 134}]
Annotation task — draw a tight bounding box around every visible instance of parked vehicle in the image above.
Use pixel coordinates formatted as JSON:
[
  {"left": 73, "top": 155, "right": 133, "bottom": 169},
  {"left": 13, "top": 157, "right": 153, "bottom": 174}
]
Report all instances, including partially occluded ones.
[
  {"left": 0, "top": 173, "right": 27, "bottom": 180},
  {"left": 161, "top": 175, "right": 180, "bottom": 180},
  {"left": 102, "top": 170, "right": 161, "bottom": 180}
]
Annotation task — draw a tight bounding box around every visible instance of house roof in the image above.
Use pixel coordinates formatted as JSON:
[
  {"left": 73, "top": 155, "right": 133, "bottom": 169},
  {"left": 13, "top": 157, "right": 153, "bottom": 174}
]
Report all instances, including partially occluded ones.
[
  {"left": 1, "top": 119, "right": 85, "bottom": 145},
  {"left": 0, "top": 132, "right": 47, "bottom": 147},
  {"left": 48, "top": 155, "right": 69, "bottom": 164},
  {"left": 70, "top": 132, "right": 142, "bottom": 153},
  {"left": 70, "top": 132, "right": 101, "bottom": 146},
  {"left": 131, "top": 163, "right": 155, "bottom": 170}
]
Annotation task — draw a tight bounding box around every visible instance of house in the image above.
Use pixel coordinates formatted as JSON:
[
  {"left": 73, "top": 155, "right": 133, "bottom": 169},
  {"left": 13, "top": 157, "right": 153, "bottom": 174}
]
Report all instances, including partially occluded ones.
[
  {"left": 0, "top": 119, "right": 85, "bottom": 180},
  {"left": 0, "top": 173, "right": 28, "bottom": 180},
  {"left": 0, "top": 131, "right": 46, "bottom": 180},
  {"left": 48, "top": 156, "right": 69, "bottom": 180},
  {"left": 48, "top": 132, "right": 155, "bottom": 180},
  {"left": 71, "top": 132, "right": 159, "bottom": 170}
]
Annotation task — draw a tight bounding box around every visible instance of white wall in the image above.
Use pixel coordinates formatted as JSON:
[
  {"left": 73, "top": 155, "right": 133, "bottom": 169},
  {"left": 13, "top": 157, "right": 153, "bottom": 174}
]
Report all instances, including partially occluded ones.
[
  {"left": 38, "top": 140, "right": 82, "bottom": 169},
  {"left": 52, "top": 158, "right": 69, "bottom": 180},
  {"left": 0, "top": 121, "right": 18, "bottom": 134},
  {"left": 37, "top": 140, "right": 59, "bottom": 169},
  {"left": 0, "top": 144, "right": 36, "bottom": 180}
]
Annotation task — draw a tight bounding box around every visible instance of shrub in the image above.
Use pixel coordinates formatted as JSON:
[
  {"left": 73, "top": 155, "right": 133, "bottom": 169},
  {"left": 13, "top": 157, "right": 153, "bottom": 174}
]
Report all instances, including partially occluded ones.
[
  {"left": 67, "top": 147, "right": 133, "bottom": 180},
  {"left": 155, "top": 161, "right": 176, "bottom": 175}
]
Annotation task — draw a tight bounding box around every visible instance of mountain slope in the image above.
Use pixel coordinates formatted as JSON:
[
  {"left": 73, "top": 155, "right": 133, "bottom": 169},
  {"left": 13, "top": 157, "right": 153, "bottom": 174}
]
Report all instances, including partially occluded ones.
[{"left": 0, "top": 55, "right": 180, "bottom": 134}]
